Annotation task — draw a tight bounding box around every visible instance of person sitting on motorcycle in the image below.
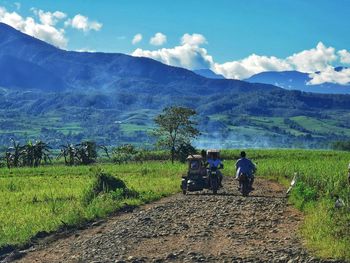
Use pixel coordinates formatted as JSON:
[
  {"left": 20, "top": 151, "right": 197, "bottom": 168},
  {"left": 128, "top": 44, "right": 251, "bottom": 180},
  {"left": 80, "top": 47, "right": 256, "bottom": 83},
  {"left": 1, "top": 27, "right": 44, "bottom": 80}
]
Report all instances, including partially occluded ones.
[
  {"left": 235, "top": 151, "right": 256, "bottom": 190},
  {"left": 206, "top": 153, "right": 224, "bottom": 187}
]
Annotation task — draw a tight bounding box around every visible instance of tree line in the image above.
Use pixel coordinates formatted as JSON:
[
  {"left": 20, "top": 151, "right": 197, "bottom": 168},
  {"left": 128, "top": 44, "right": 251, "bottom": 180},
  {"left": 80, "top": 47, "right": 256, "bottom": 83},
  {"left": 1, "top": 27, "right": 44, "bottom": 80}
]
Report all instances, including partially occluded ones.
[{"left": 0, "top": 106, "right": 200, "bottom": 168}]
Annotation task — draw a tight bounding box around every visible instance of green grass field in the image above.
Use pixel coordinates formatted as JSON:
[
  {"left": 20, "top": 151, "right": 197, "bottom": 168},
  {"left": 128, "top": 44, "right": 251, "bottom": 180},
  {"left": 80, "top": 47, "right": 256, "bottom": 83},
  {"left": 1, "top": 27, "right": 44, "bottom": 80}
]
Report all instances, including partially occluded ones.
[
  {"left": 0, "top": 162, "right": 185, "bottom": 248},
  {"left": 0, "top": 149, "right": 349, "bottom": 260}
]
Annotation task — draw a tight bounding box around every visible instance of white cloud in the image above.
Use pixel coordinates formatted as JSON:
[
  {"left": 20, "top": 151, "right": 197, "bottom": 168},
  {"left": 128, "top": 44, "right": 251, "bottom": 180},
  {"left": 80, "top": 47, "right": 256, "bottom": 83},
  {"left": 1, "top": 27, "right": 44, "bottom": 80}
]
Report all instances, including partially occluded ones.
[
  {"left": 308, "top": 67, "right": 350, "bottom": 85},
  {"left": 32, "top": 8, "right": 67, "bottom": 26},
  {"left": 0, "top": 6, "right": 68, "bottom": 48},
  {"left": 338, "top": 49, "right": 350, "bottom": 64},
  {"left": 132, "top": 33, "right": 142, "bottom": 45},
  {"left": 150, "top": 32, "right": 167, "bottom": 46},
  {"left": 65, "top": 14, "right": 102, "bottom": 32},
  {"left": 132, "top": 33, "right": 213, "bottom": 70},
  {"left": 286, "top": 42, "right": 337, "bottom": 72},
  {"left": 76, "top": 48, "right": 96, "bottom": 53},
  {"left": 132, "top": 36, "right": 350, "bottom": 84},
  {"left": 214, "top": 42, "right": 339, "bottom": 80},
  {"left": 181, "top": 33, "right": 207, "bottom": 46},
  {"left": 214, "top": 54, "right": 292, "bottom": 80}
]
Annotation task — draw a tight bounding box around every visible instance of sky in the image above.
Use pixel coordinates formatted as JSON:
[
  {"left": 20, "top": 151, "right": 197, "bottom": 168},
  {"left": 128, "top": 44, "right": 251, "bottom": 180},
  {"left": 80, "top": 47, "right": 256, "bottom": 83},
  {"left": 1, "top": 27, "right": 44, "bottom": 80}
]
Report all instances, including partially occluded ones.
[{"left": 0, "top": 0, "right": 350, "bottom": 84}]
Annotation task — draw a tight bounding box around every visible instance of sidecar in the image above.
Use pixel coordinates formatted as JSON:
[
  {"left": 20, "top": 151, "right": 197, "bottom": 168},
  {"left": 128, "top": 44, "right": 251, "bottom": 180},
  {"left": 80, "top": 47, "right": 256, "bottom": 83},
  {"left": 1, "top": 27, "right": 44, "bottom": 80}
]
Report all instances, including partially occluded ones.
[{"left": 181, "top": 155, "right": 208, "bottom": 194}]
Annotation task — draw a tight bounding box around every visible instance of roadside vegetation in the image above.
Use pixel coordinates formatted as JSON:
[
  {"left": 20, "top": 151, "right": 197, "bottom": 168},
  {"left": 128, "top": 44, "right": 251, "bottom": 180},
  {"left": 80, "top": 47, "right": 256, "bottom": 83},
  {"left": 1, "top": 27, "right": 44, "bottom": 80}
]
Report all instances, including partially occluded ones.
[
  {"left": 221, "top": 149, "right": 350, "bottom": 261},
  {"left": 0, "top": 161, "right": 185, "bottom": 249},
  {"left": 0, "top": 148, "right": 349, "bottom": 260}
]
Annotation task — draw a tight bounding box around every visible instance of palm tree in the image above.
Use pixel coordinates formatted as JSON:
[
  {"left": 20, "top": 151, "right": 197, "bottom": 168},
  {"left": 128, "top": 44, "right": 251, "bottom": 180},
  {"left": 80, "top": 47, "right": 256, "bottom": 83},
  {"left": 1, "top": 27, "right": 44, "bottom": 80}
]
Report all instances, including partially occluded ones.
[
  {"left": 75, "top": 141, "right": 97, "bottom": 165},
  {"left": 58, "top": 144, "right": 76, "bottom": 165},
  {"left": 6, "top": 139, "right": 25, "bottom": 168},
  {"left": 33, "top": 140, "right": 51, "bottom": 167}
]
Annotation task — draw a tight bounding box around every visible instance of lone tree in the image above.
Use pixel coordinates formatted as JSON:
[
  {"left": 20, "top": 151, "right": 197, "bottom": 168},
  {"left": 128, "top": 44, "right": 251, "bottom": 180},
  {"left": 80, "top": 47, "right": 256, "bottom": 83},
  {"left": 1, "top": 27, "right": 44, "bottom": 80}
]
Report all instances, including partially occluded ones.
[{"left": 154, "top": 106, "right": 199, "bottom": 163}]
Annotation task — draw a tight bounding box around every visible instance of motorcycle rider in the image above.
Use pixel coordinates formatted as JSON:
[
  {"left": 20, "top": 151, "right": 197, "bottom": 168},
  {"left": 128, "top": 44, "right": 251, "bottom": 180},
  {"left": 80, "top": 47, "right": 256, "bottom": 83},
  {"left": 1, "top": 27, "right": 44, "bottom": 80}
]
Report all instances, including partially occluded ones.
[
  {"left": 206, "top": 152, "right": 224, "bottom": 187},
  {"left": 235, "top": 151, "right": 256, "bottom": 190}
]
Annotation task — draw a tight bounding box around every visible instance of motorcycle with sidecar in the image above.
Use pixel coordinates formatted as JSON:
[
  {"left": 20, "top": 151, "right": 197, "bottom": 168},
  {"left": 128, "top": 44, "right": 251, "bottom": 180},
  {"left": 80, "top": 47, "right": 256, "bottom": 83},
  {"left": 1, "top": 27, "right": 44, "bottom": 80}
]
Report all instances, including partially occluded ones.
[{"left": 181, "top": 150, "right": 222, "bottom": 195}]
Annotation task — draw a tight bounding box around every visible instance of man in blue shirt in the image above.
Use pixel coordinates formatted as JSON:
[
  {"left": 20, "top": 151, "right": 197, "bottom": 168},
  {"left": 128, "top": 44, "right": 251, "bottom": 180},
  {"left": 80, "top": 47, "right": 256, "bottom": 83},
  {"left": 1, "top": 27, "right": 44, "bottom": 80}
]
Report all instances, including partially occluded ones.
[
  {"left": 206, "top": 153, "right": 224, "bottom": 187},
  {"left": 235, "top": 151, "right": 256, "bottom": 190}
]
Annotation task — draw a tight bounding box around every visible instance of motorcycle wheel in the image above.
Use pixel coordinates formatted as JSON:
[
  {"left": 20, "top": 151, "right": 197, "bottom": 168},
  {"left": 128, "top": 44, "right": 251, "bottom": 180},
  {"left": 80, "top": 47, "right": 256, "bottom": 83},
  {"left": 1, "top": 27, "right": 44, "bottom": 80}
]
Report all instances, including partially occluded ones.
[
  {"left": 211, "top": 178, "right": 218, "bottom": 195},
  {"left": 182, "top": 189, "right": 187, "bottom": 195},
  {"left": 241, "top": 181, "right": 250, "bottom": 197}
]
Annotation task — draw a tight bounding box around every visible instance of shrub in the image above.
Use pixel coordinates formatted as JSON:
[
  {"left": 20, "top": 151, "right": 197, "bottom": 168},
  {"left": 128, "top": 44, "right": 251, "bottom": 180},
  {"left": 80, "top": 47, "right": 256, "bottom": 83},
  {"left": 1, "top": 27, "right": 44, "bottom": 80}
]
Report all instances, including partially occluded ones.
[
  {"left": 332, "top": 141, "right": 350, "bottom": 151},
  {"left": 112, "top": 144, "right": 139, "bottom": 164},
  {"left": 291, "top": 181, "right": 318, "bottom": 210},
  {"left": 83, "top": 169, "right": 138, "bottom": 204}
]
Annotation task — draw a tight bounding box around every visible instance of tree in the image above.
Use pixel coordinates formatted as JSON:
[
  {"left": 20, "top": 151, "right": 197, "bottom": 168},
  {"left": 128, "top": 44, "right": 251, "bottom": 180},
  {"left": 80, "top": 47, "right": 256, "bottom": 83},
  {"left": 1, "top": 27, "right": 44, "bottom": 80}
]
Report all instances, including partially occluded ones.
[
  {"left": 58, "top": 141, "right": 104, "bottom": 166},
  {"left": 332, "top": 140, "right": 350, "bottom": 151},
  {"left": 5, "top": 139, "right": 25, "bottom": 168},
  {"left": 75, "top": 141, "right": 97, "bottom": 165},
  {"left": 154, "top": 106, "right": 199, "bottom": 163},
  {"left": 5, "top": 139, "right": 51, "bottom": 168}
]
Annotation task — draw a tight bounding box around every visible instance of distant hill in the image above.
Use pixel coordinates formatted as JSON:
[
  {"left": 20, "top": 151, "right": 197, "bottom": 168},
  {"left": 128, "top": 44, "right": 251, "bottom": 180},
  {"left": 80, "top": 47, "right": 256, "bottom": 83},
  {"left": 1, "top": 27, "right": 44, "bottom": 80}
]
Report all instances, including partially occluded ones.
[
  {"left": 1, "top": 22, "right": 350, "bottom": 148},
  {"left": 0, "top": 22, "right": 274, "bottom": 95},
  {"left": 245, "top": 70, "right": 350, "bottom": 94},
  {"left": 193, "top": 69, "right": 225, "bottom": 79}
]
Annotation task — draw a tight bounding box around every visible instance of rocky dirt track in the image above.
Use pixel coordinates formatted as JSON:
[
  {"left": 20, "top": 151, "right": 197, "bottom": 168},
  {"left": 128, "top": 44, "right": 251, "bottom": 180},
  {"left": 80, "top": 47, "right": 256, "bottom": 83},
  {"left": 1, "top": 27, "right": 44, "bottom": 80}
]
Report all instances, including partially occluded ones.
[{"left": 9, "top": 177, "right": 343, "bottom": 263}]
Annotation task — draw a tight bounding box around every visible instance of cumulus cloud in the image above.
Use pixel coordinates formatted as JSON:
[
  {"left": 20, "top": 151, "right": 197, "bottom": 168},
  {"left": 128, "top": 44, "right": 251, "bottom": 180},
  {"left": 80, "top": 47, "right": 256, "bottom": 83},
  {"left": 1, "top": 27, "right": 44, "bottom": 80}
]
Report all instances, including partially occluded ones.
[
  {"left": 65, "top": 14, "right": 102, "bottom": 32},
  {"left": 214, "top": 54, "right": 292, "bottom": 80},
  {"left": 0, "top": 5, "right": 103, "bottom": 49},
  {"left": 308, "top": 67, "right": 350, "bottom": 85},
  {"left": 0, "top": 6, "right": 68, "bottom": 48},
  {"left": 150, "top": 32, "right": 167, "bottom": 46},
  {"left": 132, "top": 33, "right": 213, "bottom": 69},
  {"left": 32, "top": 8, "right": 67, "bottom": 26},
  {"left": 181, "top": 33, "right": 207, "bottom": 46},
  {"left": 132, "top": 36, "right": 349, "bottom": 85},
  {"left": 132, "top": 33, "right": 142, "bottom": 45},
  {"left": 338, "top": 49, "right": 350, "bottom": 64},
  {"left": 286, "top": 42, "right": 337, "bottom": 72},
  {"left": 214, "top": 42, "right": 339, "bottom": 80}
]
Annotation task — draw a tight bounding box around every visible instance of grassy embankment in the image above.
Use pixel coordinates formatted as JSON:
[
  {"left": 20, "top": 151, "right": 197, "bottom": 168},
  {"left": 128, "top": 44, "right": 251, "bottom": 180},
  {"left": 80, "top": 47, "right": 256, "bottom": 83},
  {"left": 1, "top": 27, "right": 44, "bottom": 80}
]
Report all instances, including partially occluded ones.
[{"left": 0, "top": 149, "right": 349, "bottom": 260}]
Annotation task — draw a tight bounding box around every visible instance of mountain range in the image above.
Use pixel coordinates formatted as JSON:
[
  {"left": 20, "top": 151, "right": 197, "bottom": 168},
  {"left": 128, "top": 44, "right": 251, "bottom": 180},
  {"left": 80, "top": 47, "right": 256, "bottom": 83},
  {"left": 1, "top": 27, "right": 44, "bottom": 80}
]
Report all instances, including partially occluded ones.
[
  {"left": 0, "top": 22, "right": 275, "bottom": 95},
  {"left": 245, "top": 69, "right": 350, "bottom": 94},
  {"left": 192, "top": 68, "right": 350, "bottom": 95},
  {"left": 193, "top": 69, "right": 225, "bottom": 79},
  {"left": 1, "top": 22, "right": 350, "bottom": 149}
]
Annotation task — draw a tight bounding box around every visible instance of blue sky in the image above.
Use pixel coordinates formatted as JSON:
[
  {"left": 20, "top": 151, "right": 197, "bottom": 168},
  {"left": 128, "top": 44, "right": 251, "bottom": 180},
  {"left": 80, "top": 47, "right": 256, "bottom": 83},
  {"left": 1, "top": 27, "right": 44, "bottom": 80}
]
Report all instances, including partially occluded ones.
[{"left": 1, "top": 0, "right": 350, "bottom": 83}]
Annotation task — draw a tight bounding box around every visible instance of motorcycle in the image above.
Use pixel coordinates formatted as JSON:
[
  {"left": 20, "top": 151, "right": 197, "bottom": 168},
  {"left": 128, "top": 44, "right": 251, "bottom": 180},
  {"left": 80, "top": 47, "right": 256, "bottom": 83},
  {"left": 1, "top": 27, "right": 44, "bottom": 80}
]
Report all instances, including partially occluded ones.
[
  {"left": 238, "top": 172, "right": 252, "bottom": 197},
  {"left": 207, "top": 166, "right": 221, "bottom": 195},
  {"left": 181, "top": 150, "right": 223, "bottom": 195}
]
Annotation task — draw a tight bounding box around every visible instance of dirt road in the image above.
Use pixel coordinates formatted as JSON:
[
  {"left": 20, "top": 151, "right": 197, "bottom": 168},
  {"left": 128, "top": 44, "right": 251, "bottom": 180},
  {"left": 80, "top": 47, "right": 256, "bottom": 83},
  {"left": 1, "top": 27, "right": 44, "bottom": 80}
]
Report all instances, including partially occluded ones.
[{"left": 8, "top": 177, "right": 342, "bottom": 262}]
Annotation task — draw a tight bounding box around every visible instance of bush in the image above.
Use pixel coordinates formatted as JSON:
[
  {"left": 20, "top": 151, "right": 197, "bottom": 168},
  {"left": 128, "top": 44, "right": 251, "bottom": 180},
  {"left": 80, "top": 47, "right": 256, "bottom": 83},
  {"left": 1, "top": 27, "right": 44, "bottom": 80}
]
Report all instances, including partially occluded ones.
[
  {"left": 332, "top": 141, "right": 350, "bottom": 151},
  {"left": 83, "top": 169, "right": 138, "bottom": 204},
  {"left": 291, "top": 181, "right": 318, "bottom": 210},
  {"left": 112, "top": 144, "right": 138, "bottom": 164}
]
